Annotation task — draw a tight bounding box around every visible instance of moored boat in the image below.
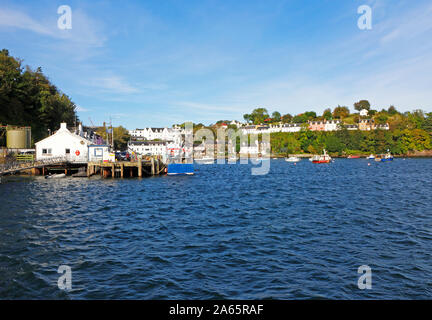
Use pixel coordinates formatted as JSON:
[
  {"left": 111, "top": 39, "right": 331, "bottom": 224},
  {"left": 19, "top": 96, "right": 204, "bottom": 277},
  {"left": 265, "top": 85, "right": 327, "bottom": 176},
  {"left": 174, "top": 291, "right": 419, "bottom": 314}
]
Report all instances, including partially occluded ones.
[
  {"left": 285, "top": 156, "right": 301, "bottom": 162},
  {"left": 367, "top": 154, "right": 375, "bottom": 159},
  {"left": 312, "top": 149, "right": 331, "bottom": 163},
  {"left": 195, "top": 156, "right": 214, "bottom": 164},
  {"left": 374, "top": 151, "right": 393, "bottom": 162},
  {"left": 347, "top": 155, "right": 360, "bottom": 159},
  {"left": 45, "top": 173, "right": 66, "bottom": 179},
  {"left": 167, "top": 163, "right": 194, "bottom": 175}
]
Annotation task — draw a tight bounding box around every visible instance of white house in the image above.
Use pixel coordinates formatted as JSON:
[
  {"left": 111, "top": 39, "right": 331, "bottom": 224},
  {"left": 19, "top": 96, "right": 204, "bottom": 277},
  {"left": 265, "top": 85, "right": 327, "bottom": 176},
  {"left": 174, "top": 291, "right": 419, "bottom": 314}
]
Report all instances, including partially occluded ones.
[
  {"left": 324, "top": 120, "right": 341, "bottom": 131},
  {"left": 129, "top": 127, "right": 184, "bottom": 146},
  {"left": 35, "top": 123, "right": 92, "bottom": 163},
  {"left": 128, "top": 140, "right": 167, "bottom": 157},
  {"left": 360, "top": 109, "right": 369, "bottom": 117},
  {"left": 280, "top": 123, "right": 303, "bottom": 133}
]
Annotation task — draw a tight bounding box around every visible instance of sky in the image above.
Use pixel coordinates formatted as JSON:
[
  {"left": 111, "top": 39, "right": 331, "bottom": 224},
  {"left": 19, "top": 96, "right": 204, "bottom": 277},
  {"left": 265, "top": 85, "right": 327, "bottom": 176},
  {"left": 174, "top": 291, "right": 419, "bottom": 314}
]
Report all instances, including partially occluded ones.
[{"left": 0, "top": 0, "right": 431, "bottom": 129}]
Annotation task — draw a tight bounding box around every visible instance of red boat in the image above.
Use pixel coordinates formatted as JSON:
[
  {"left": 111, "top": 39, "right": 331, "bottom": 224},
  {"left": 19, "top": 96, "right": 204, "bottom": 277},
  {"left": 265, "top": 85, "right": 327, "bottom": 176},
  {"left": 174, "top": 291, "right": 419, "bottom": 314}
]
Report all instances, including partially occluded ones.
[
  {"left": 312, "top": 149, "right": 332, "bottom": 163},
  {"left": 347, "top": 155, "right": 360, "bottom": 159}
]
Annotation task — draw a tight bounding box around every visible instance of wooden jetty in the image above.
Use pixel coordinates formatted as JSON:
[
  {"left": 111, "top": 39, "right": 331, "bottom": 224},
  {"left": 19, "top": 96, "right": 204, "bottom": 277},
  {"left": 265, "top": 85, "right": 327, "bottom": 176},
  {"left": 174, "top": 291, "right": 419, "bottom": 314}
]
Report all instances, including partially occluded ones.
[
  {"left": 0, "top": 155, "right": 166, "bottom": 178},
  {"left": 87, "top": 157, "right": 165, "bottom": 178}
]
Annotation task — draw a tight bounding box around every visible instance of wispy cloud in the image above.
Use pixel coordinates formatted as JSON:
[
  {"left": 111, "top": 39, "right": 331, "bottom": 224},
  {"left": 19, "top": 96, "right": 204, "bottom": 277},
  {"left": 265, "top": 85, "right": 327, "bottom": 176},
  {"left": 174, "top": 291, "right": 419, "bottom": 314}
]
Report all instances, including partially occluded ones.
[
  {"left": 0, "top": 7, "right": 54, "bottom": 36},
  {"left": 75, "top": 105, "right": 89, "bottom": 112},
  {"left": 88, "top": 76, "right": 140, "bottom": 94}
]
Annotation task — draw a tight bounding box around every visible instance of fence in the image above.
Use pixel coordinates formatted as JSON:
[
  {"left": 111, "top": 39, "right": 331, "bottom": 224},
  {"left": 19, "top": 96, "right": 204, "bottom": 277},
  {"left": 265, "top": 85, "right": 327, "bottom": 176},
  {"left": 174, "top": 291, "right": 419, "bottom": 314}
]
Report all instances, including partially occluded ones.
[
  {"left": 0, "top": 156, "right": 67, "bottom": 175},
  {"left": 16, "top": 154, "right": 35, "bottom": 162}
]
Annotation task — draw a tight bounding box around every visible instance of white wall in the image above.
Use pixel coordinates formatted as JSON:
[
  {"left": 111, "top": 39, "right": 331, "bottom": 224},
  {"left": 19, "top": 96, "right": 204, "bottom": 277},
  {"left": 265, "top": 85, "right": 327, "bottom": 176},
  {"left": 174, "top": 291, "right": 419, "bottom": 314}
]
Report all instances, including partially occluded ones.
[{"left": 35, "top": 123, "right": 91, "bottom": 163}]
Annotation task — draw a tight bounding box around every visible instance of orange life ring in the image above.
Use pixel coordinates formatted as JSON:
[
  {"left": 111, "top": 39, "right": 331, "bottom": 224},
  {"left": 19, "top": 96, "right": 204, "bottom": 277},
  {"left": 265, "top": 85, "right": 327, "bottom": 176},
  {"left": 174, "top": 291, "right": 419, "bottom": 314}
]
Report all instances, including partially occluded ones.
[{"left": 75, "top": 150, "right": 80, "bottom": 156}]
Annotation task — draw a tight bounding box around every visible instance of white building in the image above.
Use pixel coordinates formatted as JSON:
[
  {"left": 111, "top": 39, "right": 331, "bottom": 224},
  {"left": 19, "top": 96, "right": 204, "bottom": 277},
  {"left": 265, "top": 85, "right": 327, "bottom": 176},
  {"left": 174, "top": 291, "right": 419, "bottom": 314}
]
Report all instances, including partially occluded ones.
[
  {"left": 129, "top": 127, "right": 184, "bottom": 146},
  {"left": 35, "top": 123, "right": 92, "bottom": 163},
  {"left": 324, "top": 120, "right": 341, "bottom": 131},
  {"left": 239, "top": 140, "right": 270, "bottom": 155},
  {"left": 280, "top": 123, "right": 303, "bottom": 133},
  {"left": 88, "top": 145, "right": 112, "bottom": 162},
  {"left": 128, "top": 140, "right": 168, "bottom": 157},
  {"left": 360, "top": 109, "right": 369, "bottom": 117}
]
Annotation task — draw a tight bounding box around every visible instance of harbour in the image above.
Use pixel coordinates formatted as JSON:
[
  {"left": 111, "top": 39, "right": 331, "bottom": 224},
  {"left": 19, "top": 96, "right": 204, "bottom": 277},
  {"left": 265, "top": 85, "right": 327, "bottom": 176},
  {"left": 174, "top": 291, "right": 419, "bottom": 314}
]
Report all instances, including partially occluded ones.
[{"left": 1, "top": 158, "right": 432, "bottom": 299}]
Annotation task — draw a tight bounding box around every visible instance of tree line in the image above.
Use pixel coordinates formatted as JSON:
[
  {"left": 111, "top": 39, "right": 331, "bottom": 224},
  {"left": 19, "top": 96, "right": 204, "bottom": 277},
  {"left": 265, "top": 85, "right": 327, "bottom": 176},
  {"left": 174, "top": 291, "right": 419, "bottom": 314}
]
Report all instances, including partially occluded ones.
[{"left": 0, "top": 49, "right": 77, "bottom": 144}]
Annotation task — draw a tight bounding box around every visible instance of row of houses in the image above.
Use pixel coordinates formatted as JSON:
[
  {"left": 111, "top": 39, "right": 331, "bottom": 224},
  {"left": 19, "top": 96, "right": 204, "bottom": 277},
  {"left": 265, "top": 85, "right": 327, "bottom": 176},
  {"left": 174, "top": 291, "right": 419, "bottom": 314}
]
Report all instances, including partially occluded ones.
[
  {"left": 128, "top": 126, "right": 184, "bottom": 145},
  {"left": 239, "top": 119, "right": 389, "bottom": 135}
]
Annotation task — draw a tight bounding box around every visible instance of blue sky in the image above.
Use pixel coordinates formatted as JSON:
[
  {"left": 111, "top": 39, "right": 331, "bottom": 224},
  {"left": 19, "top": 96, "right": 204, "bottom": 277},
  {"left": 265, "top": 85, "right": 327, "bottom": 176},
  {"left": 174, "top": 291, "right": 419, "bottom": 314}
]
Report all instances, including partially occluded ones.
[{"left": 1, "top": 0, "right": 431, "bottom": 129}]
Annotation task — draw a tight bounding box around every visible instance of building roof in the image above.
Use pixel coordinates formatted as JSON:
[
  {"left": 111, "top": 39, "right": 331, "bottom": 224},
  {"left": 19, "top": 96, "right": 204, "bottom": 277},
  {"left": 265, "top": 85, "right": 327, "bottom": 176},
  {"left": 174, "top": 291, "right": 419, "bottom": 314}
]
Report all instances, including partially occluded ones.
[{"left": 35, "top": 123, "right": 92, "bottom": 145}]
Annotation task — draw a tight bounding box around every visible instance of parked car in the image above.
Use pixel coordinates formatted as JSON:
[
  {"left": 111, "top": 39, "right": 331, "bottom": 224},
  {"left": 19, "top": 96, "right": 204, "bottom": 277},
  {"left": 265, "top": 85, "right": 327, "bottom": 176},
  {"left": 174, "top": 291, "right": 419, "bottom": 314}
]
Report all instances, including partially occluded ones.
[{"left": 115, "top": 151, "right": 130, "bottom": 161}]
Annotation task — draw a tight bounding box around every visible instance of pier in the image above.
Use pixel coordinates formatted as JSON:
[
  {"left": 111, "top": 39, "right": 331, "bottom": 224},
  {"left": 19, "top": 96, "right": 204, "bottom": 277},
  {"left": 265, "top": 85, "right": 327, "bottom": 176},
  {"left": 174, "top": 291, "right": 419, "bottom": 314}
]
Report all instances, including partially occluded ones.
[
  {"left": 0, "top": 156, "right": 166, "bottom": 178},
  {"left": 87, "top": 157, "right": 165, "bottom": 178}
]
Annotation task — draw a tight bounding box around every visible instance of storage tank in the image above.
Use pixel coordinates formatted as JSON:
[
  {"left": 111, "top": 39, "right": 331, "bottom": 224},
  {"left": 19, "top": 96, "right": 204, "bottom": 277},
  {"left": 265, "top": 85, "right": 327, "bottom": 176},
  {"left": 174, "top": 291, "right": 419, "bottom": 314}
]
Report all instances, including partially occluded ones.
[{"left": 6, "top": 127, "right": 31, "bottom": 149}]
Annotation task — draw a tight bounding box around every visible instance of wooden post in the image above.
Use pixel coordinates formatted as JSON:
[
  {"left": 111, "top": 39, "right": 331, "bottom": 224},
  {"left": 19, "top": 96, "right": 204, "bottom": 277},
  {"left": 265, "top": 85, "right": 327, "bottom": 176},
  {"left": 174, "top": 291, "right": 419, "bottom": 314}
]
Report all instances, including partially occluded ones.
[
  {"left": 111, "top": 164, "right": 115, "bottom": 178},
  {"left": 42, "top": 166, "right": 45, "bottom": 176},
  {"left": 130, "top": 167, "right": 133, "bottom": 177},
  {"left": 151, "top": 157, "right": 155, "bottom": 175},
  {"left": 120, "top": 163, "right": 124, "bottom": 178},
  {"left": 156, "top": 158, "right": 160, "bottom": 175},
  {"left": 138, "top": 158, "right": 142, "bottom": 177}
]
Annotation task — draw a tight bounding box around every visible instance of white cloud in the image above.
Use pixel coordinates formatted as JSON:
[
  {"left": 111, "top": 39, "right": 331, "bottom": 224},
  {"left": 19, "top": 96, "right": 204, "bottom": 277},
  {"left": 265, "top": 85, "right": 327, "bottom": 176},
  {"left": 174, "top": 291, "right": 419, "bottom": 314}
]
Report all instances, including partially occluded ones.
[
  {"left": 0, "top": 6, "right": 107, "bottom": 51},
  {"left": 0, "top": 8, "right": 54, "bottom": 36},
  {"left": 75, "top": 105, "right": 89, "bottom": 112},
  {"left": 89, "top": 76, "right": 140, "bottom": 94}
]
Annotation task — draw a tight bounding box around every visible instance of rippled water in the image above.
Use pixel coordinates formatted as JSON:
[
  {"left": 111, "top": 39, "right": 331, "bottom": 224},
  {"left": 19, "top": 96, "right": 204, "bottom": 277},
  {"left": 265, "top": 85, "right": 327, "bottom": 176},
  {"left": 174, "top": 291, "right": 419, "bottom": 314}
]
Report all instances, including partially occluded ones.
[{"left": 1, "top": 158, "right": 432, "bottom": 299}]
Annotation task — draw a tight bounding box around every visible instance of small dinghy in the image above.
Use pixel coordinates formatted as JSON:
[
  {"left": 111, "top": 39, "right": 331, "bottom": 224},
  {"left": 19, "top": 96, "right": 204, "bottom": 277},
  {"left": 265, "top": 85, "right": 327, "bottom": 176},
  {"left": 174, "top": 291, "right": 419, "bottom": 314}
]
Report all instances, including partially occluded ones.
[{"left": 45, "top": 173, "right": 66, "bottom": 179}]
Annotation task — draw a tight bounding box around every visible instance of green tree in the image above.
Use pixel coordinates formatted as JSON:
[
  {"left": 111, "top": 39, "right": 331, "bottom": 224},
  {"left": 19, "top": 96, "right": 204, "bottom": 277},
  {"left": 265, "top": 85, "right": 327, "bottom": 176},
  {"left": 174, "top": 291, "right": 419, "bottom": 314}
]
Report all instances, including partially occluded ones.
[
  {"left": 271, "top": 111, "right": 281, "bottom": 122},
  {"left": 0, "top": 49, "right": 78, "bottom": 143},
  {"left": 281, "top": 113, "right": 292, "bottom": 123},
  {"left": 323, "top": 108, "right": 332, "bottom": 120},
  {"left": 354, "top": 100, "right": 371, "bottom": 111},
  {"left": 249, "top": 108, "right": 269, "bottom": 124},
  {"left": 332, "top": 106, "right": 350, "bottom": 119}
]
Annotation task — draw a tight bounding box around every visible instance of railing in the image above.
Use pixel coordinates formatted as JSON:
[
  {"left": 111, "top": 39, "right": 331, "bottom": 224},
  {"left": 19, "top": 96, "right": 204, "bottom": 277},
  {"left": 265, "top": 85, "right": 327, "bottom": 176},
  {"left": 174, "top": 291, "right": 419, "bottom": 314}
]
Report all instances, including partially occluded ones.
[
  {"left": 16, "top": 154, "right": 35, "bottom": 162},
  {"left": 0, "top": 156, "right": 67, "bottom": 174}
]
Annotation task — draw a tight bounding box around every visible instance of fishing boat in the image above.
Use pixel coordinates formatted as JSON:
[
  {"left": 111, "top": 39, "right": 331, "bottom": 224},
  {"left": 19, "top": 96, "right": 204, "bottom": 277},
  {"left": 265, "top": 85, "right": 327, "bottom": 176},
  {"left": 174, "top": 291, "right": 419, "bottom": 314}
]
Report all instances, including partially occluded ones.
[
  {"left": 285, "top": 156, "right": 301, "bottom": 162},
  {"left": 374, "top": 151, "right": 393, "bottom": 162},
  {"left": 312, "top": 149, "right": 331, "bottom": 164},
  {"left": 367, "top": 154, "right": 375, "bottom": 160},
  {"left": 45, "top": 173, "right": 66, "bottom": 179},
  {"left": 166, "top": 148, "right": 194, "bottom": 175}
]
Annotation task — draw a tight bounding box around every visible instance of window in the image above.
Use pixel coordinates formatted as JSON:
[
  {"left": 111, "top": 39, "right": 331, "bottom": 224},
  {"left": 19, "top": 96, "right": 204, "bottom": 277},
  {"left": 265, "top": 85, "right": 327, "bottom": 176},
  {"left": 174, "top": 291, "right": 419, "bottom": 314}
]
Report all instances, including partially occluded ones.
[
  {"left": 94, "top": 148, "right": 103, "bottom": 156},
  {"left": 42, "top": 148, "right": 52, "bottom": 154},
  {"left": 65, "top": 149, "right": 70, "bottom": 154}
]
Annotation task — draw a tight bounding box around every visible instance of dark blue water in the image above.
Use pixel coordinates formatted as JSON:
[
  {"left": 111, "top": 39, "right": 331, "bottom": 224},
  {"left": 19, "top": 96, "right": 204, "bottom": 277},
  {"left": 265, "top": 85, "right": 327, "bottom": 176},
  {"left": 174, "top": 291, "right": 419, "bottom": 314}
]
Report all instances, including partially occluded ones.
[{"left": 1, "top": 158, "right": 432, "bottom": 299}]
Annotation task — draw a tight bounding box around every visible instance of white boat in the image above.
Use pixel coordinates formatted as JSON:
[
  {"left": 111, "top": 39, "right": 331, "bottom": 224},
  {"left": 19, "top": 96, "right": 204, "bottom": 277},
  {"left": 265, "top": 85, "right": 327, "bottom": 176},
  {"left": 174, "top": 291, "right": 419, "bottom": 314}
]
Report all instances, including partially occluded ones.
[
  {"left": 45, "top": 173, "right": 66, "bottom": 179},
  {"left": 195, "top": 156, "right": 214, "bottom": 164},
  {"left": 285, "top": 156, "right": 301, "bottom": 162},
  {"left": 367, "top": 154, "right": 375, "bottom": 159},
  {"left": 312, "top": 149, "right": 332, "bottom": 163}
]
